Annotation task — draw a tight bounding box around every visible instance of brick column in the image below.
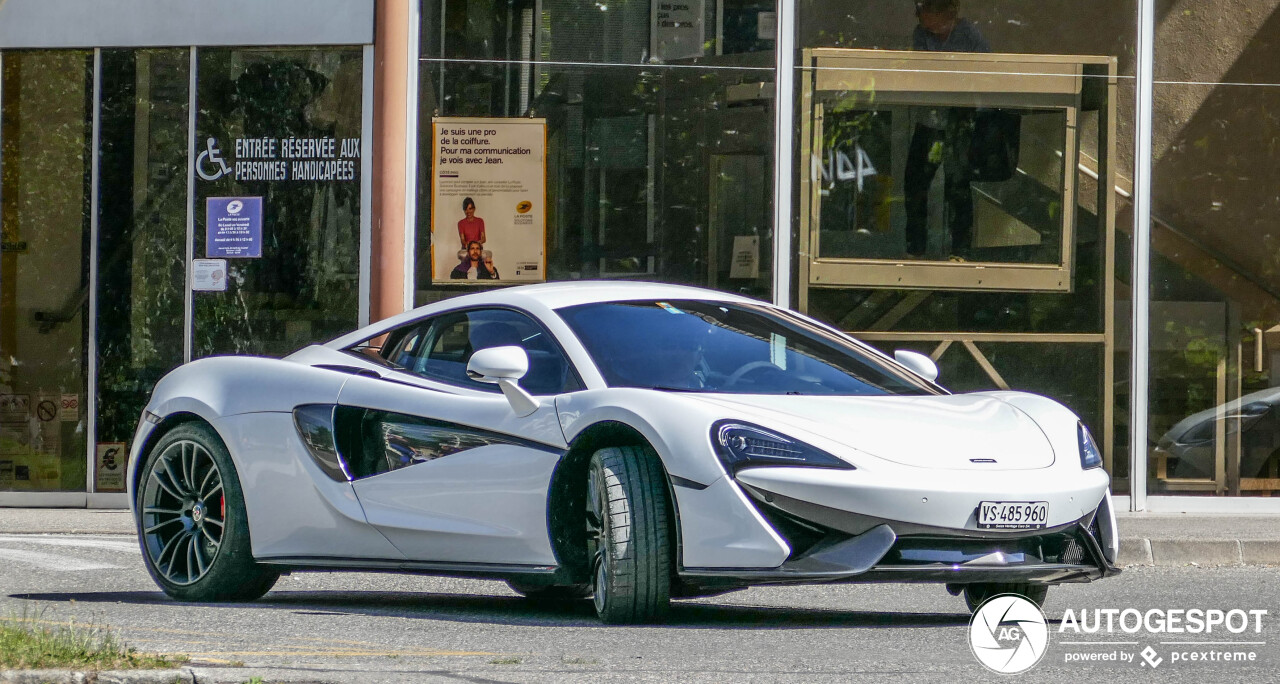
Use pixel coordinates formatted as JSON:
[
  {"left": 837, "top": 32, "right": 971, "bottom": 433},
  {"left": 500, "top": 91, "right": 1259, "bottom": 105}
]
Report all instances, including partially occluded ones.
[{"left": 371, "top": 0, "right": 413, "bottom": 321}]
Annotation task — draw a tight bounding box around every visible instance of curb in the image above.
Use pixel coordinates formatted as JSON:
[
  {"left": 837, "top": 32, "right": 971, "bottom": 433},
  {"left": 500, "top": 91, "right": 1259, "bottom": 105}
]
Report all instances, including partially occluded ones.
[
  {"left": 1117, "top": 538, "right": 1280, "bottom": 566},
  {"left": 0, "top": 670, "right": 195, "bottom": 684},
  {"left": 0, "top": 669, "right": 334, "bottom": 684}
]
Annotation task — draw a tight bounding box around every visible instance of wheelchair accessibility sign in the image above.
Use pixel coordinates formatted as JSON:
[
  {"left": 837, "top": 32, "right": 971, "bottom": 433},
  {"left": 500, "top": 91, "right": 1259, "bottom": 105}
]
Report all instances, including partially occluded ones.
[{"left": 196, "top": 138, "right": 231, "bottom": 181}]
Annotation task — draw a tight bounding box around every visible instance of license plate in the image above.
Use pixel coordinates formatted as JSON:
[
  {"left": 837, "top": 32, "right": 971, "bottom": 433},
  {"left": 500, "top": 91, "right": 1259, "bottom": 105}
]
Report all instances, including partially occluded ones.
[{"left": 977, "top": 501, "right": 1048, "bottom": 529}]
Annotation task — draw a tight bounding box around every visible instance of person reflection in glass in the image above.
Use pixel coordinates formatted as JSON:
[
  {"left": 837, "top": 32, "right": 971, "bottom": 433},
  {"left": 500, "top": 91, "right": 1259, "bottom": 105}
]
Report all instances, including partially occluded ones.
[
  {"left": 451, "top": 241, "right": 500, "bottom": 280},
  {"left": 905, "top": 0, "right": 990, "bottom": 261},
  {"left": 457, "top": 197, "right": 486, "bottom": 250}
]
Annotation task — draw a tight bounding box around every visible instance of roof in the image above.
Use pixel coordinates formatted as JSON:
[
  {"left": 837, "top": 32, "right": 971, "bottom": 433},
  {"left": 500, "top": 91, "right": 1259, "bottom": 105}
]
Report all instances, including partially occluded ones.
[
  {"left": 324, "top": 281, "right": 765, "bottom": 349},
  {"left": 482, "top": 280, "right": 760, "bottom": 310}
]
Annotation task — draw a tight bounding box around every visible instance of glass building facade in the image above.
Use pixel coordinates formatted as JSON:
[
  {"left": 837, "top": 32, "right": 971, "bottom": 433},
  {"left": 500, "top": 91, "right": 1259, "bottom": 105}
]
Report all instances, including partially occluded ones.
[
  {"left": 2, "top": 0, "right": 1279, "bottom": 509},
  {"left": 407, "top": 0, "right": 1280, "bottom": 508},
  {"left": 0, "top": 2, "right": 372, "bottom": 504}
]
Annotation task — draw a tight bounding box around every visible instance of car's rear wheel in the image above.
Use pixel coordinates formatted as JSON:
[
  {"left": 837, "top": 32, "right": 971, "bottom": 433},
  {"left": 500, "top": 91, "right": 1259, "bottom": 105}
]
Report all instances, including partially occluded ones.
[
  {"left": 962, "top": 583, "right": 1049, "bottom": 613},
  {"left": 136, "top": 422, "right": 278, "bottom": 602},
  {"left": 585, "top": 446, "right": 672, "bottom": 624}
]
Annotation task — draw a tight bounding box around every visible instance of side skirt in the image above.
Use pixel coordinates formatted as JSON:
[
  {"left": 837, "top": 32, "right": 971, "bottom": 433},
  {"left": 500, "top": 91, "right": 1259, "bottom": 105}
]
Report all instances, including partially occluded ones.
[{"left": 258, "top": 556, "right": 561, "bottom": 581}]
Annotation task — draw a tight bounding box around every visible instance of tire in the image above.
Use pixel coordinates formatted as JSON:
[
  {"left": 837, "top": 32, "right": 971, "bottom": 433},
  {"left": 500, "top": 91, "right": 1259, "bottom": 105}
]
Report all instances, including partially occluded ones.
[
  {"left": 585, "top": 446, "right": 672, "bottom": 624},
  {"left": 506, "top": 580, "right": 591, "bottom": 602},
  {"left": 136, "top": 422, "right": 278, "bottom": 602},
  {"left": 963, "top": 583, "right": 1049, "bottom": 614}
]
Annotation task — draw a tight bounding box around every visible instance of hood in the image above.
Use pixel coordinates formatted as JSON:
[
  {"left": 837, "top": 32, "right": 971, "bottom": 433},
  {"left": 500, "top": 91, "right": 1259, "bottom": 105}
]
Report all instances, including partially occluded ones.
[{"left": 693, "top": 393, "right": 1056, "bottom": 470}]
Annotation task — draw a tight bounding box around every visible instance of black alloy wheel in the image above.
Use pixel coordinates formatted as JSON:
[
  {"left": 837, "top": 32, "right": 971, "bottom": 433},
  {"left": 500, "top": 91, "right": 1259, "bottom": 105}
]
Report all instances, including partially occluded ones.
[{"left": 137, "top": 422, "right": 278, "bottom": 601}]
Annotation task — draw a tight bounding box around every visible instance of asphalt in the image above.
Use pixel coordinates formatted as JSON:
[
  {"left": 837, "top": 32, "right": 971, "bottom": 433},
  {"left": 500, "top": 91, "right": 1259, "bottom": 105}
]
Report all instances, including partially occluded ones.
[
  {"left": 0, "top": 510, "right": 1276, "bottom": 683},
  {"left": 0, "top": 507, "right": 1276, "bottom": 567}
]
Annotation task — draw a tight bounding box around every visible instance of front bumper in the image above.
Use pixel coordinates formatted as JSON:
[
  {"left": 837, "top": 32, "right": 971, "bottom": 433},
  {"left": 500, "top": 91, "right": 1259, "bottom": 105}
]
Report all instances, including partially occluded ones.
[{"left": 678, "top": 471, "right": 1120, "bottom": 591}]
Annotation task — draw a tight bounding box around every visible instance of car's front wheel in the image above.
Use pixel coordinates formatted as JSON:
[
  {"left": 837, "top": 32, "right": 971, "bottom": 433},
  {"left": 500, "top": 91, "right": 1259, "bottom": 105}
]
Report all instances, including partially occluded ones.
[
  {"left": 585, "top": 446, "right": 672, "bottom": 624},
  {"left": 136, "top": 422, "right": 278, "bottom": 602},
  {"left": 962, "top": 583, "right": 1049, "bottom": 613}
]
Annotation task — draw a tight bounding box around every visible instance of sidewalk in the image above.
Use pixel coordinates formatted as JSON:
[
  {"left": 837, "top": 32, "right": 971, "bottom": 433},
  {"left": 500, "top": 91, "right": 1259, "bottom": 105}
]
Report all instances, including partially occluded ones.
[
  {"left": 0, "top": 508, "right": 1276, "bottom": 567},
  {"left": 1116, "top": 511, "right": 1280, "bottom": 566},
  {"left": 0, "top": 508, "right": 134, "bottom": 536}
]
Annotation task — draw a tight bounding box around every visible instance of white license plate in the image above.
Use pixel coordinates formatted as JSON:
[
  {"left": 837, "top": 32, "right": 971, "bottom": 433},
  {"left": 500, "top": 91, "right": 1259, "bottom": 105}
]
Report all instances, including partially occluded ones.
[{"left": 977, "top": 501, "right": 1048, "bottom": 529}]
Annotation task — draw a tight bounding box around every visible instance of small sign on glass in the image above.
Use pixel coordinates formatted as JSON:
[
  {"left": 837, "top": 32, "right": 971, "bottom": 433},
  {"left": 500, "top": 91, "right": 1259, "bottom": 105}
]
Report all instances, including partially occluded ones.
[{"left": 192, "top": 259, "right": 229, "bottom": 292}]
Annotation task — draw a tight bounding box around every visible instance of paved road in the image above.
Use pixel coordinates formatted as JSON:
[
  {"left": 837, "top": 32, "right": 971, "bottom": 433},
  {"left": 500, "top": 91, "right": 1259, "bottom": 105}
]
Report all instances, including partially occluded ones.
[{"left": 0, "top": 533, "right": 1277, "bottom": 683}]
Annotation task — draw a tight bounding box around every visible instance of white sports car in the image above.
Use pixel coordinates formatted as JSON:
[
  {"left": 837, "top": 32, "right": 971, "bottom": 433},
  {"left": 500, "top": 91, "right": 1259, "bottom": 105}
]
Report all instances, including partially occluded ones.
[{"left": 128, "top": 282, "right": 1119, "bottom": 623}]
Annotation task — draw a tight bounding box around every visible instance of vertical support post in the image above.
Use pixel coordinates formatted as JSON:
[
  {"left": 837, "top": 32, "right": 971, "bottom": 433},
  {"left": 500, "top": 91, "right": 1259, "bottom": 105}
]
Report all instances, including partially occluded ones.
[
  {"left": 1227, "top": 304, "right": 1242, "bottom": 496},
  {"left": 372, "top": 0, "right": 415, "bottom": 321},
  {"left": 1129, "top": 0, "right": 1156, "bottom": 510},
  {"left": 405, "top": 0, "right": 421, "bottom": 310},
  {"left": 440, "top": 0, "right": 448, "bottom": 109},
  {"left": 184, "top": 47, "right": 197, "bottom": 363},
  {"left": 87, "top": 49, "right": 102, "bottom": 495},
  {"left": 358, "top": 45, "right": 374, "bottom": 327},
  {"left": 771, "top": 0, "right": 795, "bottom": 309},
  {"left": 0, "top": 52, "right": 5, "bottom": 358},
  {"left": 646, "top": 113, "right": 657, "bottom": 273},
  {"left": 1101, "top": 60, "right": 1117, "bottom": 479}
]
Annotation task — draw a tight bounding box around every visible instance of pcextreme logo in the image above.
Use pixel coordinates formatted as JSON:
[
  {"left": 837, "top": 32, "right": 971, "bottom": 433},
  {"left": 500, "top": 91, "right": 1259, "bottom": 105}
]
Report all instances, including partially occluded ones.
[{"left": 968, "top": 594, "right": 1050, "bottom": 674}]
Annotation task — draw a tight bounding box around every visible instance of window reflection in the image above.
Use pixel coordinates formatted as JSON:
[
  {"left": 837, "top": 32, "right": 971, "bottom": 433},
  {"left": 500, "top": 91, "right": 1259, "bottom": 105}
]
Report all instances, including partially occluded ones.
[
  {"left": 794, "top": 0, "right": 1130, "bottom": 491},
  {"left": 815, "top": 103, "right": 1067, "bottom": 265},
  {"left": 416, "top": 62, "right": 777, "bottom": 302},
  {"left": 0, "top": 51, "right": 94, "bottom": 493},
  {"left": 95, "top": 49, "right": 190, "bottom": 466},
  {"left": 193, "top": 48, "right": 364, "bottom": 358}
]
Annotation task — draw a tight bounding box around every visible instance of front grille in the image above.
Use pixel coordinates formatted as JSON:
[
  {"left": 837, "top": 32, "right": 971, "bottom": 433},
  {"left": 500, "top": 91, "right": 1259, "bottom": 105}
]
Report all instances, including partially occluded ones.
[{"left": 1059, "top": 538, "right": 1086, "bottom": 565}]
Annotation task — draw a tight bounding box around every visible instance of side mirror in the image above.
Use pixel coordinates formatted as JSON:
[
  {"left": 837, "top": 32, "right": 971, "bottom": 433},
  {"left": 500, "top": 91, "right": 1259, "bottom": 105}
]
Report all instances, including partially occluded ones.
[
  {"left": 894, "top": 349, "right": 939, "bottom": 383},
  {"left": 466, "top": 346, "right": 539, "bottom": 417}
]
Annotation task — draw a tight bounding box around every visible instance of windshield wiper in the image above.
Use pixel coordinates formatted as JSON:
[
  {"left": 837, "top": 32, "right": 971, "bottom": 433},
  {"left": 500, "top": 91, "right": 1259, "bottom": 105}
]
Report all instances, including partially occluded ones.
[{"left": 640, "top": 385, "right": 707, "bottom": 393}]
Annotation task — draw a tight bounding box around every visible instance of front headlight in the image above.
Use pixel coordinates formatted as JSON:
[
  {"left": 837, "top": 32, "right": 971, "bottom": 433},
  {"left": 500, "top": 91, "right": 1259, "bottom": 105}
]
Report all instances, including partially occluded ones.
[
  {"left": 712, "top": 421, "right": 854, "bottom": 476},
  {"left": 1078, "top": 421, "right": 1103, "bottom": 470}
]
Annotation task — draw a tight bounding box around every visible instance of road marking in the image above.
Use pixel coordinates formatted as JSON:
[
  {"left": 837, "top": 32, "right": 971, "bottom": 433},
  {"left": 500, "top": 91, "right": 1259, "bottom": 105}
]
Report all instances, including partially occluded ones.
[
  {"left": 0, "top": 548, "right": 122, "bottom": 571},
  {"left": 0, "top": 534, "right": 139, "bottom": 554},
  {"left": 181, "top": 650, "right": 499, "bottom": 657},
  {"left": 3, "top": 618, "right": 501, "bottom": 659}
]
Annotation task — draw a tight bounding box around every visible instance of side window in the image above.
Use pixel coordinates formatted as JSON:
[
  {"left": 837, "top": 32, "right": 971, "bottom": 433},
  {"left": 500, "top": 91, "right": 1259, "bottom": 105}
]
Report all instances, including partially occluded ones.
[
  {"left": 419, "top": 313, "right": 474, "bottom": 384},
  {"left": 398, "top": 309, "right": 583, "bottom": 395},
  {"left": 380, "top": 324, "right": 430, "bottom": 369}
]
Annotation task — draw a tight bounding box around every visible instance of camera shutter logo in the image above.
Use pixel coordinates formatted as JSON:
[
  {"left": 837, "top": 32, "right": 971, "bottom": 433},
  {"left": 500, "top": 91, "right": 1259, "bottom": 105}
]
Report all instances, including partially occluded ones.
[{"left": 968, "top": 594, "right": 1050, "bottom": 674}]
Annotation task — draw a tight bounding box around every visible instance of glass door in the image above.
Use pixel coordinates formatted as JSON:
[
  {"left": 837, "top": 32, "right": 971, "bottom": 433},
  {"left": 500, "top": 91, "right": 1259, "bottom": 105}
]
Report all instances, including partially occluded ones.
[
  {"left": 191, "top": 47, "right": 365, "bottom": 358},
  {"left": 93, "top": 49, "right": 191, "bottom": 493},
  {"left": 0, "top": 50, "right": 95, "bottom": 493}
]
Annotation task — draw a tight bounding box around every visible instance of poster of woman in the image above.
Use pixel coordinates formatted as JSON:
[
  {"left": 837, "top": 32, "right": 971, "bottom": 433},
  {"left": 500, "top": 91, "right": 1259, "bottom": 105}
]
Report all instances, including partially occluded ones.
[
  {"left": 430, "top": 117, "right": 546, "bottom": 284},
  {"left": 457, "top": 197, "right": 485, "bottom": 249}
]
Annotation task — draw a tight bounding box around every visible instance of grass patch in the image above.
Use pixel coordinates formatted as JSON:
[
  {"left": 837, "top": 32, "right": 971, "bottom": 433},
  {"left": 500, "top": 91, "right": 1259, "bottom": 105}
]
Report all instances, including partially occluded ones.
[
  {"left": 562, "top": 656, "right": 599, "bottom": 665},
  {"left": 0, "top": 611, "right": 183, "bottom": 670},
  {"left": 488, "top": 656, "right": 523, "bottom": 665}
]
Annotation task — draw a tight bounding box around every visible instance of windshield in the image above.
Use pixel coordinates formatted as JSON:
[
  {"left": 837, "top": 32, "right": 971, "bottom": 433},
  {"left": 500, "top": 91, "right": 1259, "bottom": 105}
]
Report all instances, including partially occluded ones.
[{"left": 557, "top": 300, "right": 939, "bottom": 396}]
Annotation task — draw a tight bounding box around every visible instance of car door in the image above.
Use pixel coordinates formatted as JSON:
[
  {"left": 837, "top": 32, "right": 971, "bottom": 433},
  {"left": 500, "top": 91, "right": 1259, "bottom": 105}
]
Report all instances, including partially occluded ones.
[{"left": 335, "top": 307, "right": 582, "bottom": 567}]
